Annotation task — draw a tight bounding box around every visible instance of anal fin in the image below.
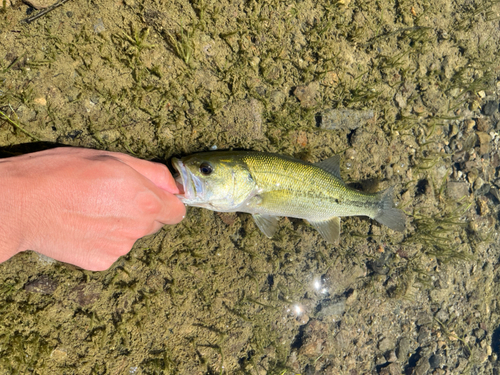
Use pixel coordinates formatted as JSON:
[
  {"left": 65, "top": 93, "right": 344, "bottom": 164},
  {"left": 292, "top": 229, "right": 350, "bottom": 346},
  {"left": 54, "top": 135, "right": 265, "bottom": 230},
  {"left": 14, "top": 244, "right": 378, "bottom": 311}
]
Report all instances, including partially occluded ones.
[
  {"left": 252, "top": 214, "right": 280, "bottom": 238},
  {"left": 308, "top": 217, "right": 341, "bottom": 244}
]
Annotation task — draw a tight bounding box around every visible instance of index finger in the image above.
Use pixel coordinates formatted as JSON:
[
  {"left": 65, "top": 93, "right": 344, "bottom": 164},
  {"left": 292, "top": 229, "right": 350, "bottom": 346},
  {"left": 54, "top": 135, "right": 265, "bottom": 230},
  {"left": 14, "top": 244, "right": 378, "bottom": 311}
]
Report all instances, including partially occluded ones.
[{"left": 113, "top": 154, "right": 179, "bottom": 194}]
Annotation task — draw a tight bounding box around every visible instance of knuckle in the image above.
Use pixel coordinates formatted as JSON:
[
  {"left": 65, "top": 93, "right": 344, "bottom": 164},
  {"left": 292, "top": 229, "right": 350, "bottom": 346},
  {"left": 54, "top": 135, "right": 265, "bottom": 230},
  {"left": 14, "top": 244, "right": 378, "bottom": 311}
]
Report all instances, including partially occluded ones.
[{"left": 137, "top": 192, "right": 162, "bottom": 216}]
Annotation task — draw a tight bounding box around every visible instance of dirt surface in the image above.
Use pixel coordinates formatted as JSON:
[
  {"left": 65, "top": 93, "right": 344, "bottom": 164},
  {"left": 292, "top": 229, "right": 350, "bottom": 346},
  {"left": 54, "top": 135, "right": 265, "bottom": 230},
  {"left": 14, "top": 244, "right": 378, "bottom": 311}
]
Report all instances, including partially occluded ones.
[{"left": 1, "top": 0, "right": 500, "bottom": 374}]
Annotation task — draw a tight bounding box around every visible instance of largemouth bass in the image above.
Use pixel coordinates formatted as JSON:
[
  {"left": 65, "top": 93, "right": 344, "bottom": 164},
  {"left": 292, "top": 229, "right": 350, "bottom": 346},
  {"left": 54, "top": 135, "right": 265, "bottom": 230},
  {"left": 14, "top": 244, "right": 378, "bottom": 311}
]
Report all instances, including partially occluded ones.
[{"left": 172, "top": 151, "right": 405, "bottom": 243}]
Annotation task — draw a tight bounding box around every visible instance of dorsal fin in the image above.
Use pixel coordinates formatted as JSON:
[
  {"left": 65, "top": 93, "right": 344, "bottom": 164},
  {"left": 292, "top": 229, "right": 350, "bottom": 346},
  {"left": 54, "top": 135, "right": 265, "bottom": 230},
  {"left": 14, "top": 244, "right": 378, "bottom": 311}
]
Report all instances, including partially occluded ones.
[{"left": 314, "top": 155, "right": 343, "bottom": 182}]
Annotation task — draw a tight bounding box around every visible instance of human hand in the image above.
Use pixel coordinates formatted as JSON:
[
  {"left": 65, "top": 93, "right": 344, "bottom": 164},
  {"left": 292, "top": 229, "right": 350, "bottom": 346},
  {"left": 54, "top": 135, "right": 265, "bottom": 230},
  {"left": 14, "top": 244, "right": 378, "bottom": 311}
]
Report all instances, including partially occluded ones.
[{"left": 0, "top": 147, "right": 185, "bottom": 271}]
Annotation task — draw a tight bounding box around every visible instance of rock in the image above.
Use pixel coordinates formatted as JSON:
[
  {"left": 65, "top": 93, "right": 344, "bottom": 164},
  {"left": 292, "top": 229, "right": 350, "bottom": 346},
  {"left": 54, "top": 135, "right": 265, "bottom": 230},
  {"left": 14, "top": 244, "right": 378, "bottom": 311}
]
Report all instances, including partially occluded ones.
[
  {"left": 70, "top": 284, "right": 101, "bottom": 306},
  {"left": 394, "top": 92, "right": 407, "bottom": 108},
  {"left": 378, "top": 337, "right": 395, "bottom": 352},
  {"left": 269, "top": 90, "right": 285, "bottom": 111},
  {"left": 476, "top": 196, "right": 490, "bottom": 216},
  {"left": 396, "top": 337, "right": 410, "bottom": 361},
  {"left": 476, "top": 117, "right": 492, "bottom": 132},
  {"left": 452, "top": 150, "right": 468, "bottom": 163},
  {"left": 435, "top": 308, "right": 449, "bottom": 323},
  {"left": 414, "top": 355, "right": 431, "bottom": 375},
  {"left": 318, "top": 108, "right": 374, "bottom": 131},
  {"left": 96, "top": 129, "right": 121, "bottom": 143},
  {"left": 380, "top": 363, "right": 401, "bottom": 375},
  {"left": 294, "top": 82, "right": 319, "bottom": 108},
  {"left": 490, "top": 186, "right": 500, "bottom": 202},
  {"left": 33, "top": 97, "right": 47, "bottom": 106},
  {"left": 417, "top": 326, "right": 430, "bottom": 344},
  {"left": 94, "top": 18, "right": 106, "bottom": 34},
  {"left": 296, "top": 130, "right": 308, "bottom": 146},
  {"left": 217, "top": 212, "right": 237, "bottom": 226},
  {"left": 24, "top": 275, "right": 59, "bottom": 294},
  {"left": 417, "top": 312, "right": 432, "bottom": 326},
  {"left": 482, "top": 101, "right": 499, "bottom": 116},
  {"left": 474, "top": 328, "right": 486, "bottom": 340},
  {"left": 474, "top": 180, "right": 490, "bottom": 196},
  {"left": 24, "top": 0, "right": 56, "bottom": 9},
  {"left": 446, "top": 181, "right": 469, "bottom": 200},
  {"left": 297, "top": 320, "right": 328, "bottom": 357},
  {"left": 367, "top": 251, "right": 393, "bottom": 275},
  {"left": 429, "top": 353, "right": 444, "bottom": 369},
  {"left": 36, "top": 253, "right": 56, "bottom": 265},
  {"left": 421, "top": 87, "right": 446, "bottom": 113},
  {"left": 476, "top": 131, "right": 491, "bottom": 155},
  {"left": 50, "top": 348, "right": 68, "bottom": 361},
  {"left": 316, "top": 297, "right": 346, "bottom": 319},
  {"left": 385, "top": 350, "right": 398, "bottom": 363}
]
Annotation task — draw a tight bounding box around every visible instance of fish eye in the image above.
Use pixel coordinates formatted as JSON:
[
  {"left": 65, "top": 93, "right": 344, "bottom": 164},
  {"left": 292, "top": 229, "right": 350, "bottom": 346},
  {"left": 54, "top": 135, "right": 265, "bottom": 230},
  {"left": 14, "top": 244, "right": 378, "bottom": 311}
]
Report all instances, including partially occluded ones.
[{"left": 199, "top": 162, "right": 213, "bottom": 176}]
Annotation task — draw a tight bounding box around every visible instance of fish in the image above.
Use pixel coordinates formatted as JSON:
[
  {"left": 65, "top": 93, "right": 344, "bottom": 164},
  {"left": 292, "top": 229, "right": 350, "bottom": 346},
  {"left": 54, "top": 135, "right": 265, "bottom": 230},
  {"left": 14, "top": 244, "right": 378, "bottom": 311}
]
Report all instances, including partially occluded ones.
[{"left": 172, "top": 151, "right": 406, "bottom": 243}]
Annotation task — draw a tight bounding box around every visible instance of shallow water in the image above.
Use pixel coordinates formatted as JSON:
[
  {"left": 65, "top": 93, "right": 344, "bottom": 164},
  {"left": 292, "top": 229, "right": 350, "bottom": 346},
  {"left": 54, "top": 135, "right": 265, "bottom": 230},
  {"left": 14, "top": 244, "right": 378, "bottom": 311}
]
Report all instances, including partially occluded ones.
[{"left": 0, "top": 0, "right": 499, "bottom": 373}]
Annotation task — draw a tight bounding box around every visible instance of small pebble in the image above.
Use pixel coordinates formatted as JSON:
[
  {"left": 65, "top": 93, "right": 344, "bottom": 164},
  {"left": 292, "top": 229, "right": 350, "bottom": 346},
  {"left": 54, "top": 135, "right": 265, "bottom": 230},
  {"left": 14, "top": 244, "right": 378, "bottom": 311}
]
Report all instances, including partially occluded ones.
[
  {"left": 482, "top": 101, "right": 498, "bottom": 116},
  {"left": 94, "top": 18, "right": 106, "bottom": 34},
  {"left": 429, "top": 353, "right": 444, "bottom": 369}
]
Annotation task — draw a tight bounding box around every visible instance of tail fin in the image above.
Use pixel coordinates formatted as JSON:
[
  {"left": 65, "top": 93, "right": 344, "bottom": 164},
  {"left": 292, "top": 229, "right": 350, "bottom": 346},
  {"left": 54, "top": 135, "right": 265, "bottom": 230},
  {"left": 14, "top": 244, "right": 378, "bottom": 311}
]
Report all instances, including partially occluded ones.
[{"left": 373, "top": 186, "right": 406, "bottom": 232}]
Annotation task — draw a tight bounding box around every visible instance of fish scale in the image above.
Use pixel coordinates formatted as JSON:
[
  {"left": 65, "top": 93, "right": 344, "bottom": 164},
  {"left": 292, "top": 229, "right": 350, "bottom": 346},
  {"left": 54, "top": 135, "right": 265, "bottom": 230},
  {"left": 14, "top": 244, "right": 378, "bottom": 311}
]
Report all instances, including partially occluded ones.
[
  {"left": 172, "top": 151, "right": 406, "bottom": 244},
  {"left": 239, "top": 153, "right": 380, "bottom": 220}
]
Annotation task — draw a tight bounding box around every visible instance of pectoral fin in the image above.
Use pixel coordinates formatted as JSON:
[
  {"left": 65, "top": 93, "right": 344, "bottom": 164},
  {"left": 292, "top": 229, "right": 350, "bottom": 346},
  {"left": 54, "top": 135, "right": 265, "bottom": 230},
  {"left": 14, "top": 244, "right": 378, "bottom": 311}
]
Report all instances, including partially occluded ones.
[
  {"left": 252, "top": 214, "right": 280, "bottom": 238},
  {"left": 308, "top": 217, "right": 341, "bottom": 244}
]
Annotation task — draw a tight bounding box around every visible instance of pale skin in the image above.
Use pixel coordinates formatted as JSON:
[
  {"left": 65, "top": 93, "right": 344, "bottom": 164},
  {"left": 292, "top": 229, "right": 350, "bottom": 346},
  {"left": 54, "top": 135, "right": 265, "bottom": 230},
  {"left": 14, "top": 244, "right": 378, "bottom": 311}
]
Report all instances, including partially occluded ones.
[{"left": 0, "top": 147, "right": 186, "bottom": 271}]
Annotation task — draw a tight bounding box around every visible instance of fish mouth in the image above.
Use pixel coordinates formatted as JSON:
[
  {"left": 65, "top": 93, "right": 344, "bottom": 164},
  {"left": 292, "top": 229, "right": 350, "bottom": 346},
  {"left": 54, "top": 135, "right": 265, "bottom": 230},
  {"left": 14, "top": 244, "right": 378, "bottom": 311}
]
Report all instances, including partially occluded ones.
[{"left": 171, "top": 158, "right": 205, "bottom": 203}]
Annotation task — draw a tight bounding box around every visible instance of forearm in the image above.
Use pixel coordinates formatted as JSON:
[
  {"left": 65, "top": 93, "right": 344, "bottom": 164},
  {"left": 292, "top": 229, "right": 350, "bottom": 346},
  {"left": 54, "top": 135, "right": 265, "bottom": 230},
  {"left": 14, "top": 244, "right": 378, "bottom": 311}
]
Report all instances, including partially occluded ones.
[{"left": 0, "top": 160, "right": 25, "bottom": 262}]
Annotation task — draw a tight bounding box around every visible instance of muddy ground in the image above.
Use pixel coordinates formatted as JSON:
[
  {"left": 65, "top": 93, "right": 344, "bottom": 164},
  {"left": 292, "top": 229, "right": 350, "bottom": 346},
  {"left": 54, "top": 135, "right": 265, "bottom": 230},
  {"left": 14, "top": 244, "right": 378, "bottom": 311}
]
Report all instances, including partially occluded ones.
[{"left": 1, "top": 0, "right": 500, "bottom": 374}]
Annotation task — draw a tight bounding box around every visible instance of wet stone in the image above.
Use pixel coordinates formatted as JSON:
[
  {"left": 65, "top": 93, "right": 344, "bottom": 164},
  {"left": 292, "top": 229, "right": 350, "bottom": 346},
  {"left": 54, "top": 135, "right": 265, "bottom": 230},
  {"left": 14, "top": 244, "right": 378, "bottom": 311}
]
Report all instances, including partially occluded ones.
[
  {"left": 70, "top": 284, "right": 101, "bottom": 306},
  {"left": 476, "top": 117, "right": 492, "bottom": 132},
  {"left": 474, "top": 328, "right": 486, "bottom": 340},
  {"left": 318, "top": 108, "right": 374, "bottom": 131},
  {"left": 414, "top": 355, "right": 431, "bottom": 375},
  {"left": 490, "top": 186, "right": 500, "bottom": 202},
  {"left": 429, "top": 353, "right": 444, "bottom": 369},
  {"left": 475, "top": 182, "right": 490, "bottom": 196},
  {"left": 446, "top": 181, "right": 469, "bottom": 200},
  {"left": 94, "top": 19, "right": 106, "bottom": 34},
  {"left": 417, "top": 312, "right": 433, "bottom": 326},
  {"left": 378, "top": 337, "right": 395, "bottom": 352},
  {"left": 50, "top": 348, "right": 68, "bottom": 361},
  {"left": 294, "top": 82, "right": 319, "bottom": 108},
  {"left": 417, "top": 326, "right": 430, "bottom": 344},
  {"left": 269, "top": 90, "right": 286, "bottom": 111},
  {"left": 385, "top": 350, "right": 397, "bottom": 363},
  {"left": 367, "top": 251, "right": 393, "bottom": 275},
  {"left": 396, "top": 337, "right": 410, "bottom": 361},
  {"left": 435, "top": 309, "right": 449, "bottom": 323},
  {"left": 24, "top": 275, "right": 59, "bottom": 294},
  {"left": 482, "top": 101, "right": 499, "bottom": 116},
  {"left": 315, "top": 297, "right": 346, "bottom": 319},
  {"left": 476, "top": 131, "right": 492, "bottom": 155},
  {"left": 217, "top": 212, "right": 237, "bottom": 226},
  {"left": 477, "top": 196, "right": 490, "bottom": 216},
  {"left": 378, "top": 363, "right": 400, "bottom": 375}
]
